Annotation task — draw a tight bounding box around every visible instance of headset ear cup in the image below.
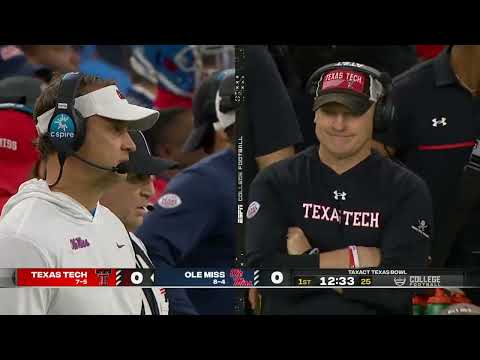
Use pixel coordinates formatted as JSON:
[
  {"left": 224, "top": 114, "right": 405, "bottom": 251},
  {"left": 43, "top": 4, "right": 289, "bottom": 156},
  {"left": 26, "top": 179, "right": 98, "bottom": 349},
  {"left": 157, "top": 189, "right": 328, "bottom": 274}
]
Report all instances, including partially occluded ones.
[
  {"left": 72, "top": 109, "right": 86, "bottom": 152},
  {"left": 374, "top": 72, "right": 395, "bottom": 133},
  {"left": 384, "top": 95, "right": 396, "bottom": 133},
  {"left": 378, "top": 71, "right": 392, "bottom": 87},
  {"left": 373, "top": 96, "right": 395, "bottom": 133},
  {"left": 47, "top": 72, "right": 83, "bottom": 156},
  {"left": 373, "top": 98, "right": 387, "bottom": 133}
]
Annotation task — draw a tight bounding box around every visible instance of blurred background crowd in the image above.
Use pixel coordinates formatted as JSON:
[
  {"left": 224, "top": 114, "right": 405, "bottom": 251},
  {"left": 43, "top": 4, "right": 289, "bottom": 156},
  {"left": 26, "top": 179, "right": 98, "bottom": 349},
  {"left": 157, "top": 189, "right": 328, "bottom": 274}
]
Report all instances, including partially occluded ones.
[{"left": 0, "top": 44, "right": 236, "bottom": 209}]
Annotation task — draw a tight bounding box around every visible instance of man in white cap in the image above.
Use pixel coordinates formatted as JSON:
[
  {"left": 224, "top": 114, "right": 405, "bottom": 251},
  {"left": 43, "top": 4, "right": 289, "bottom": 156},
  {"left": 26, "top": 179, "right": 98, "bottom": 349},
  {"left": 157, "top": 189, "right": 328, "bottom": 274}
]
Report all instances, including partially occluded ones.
[{"left": 0, "top": 72, "right": 166, "bottom": 315}]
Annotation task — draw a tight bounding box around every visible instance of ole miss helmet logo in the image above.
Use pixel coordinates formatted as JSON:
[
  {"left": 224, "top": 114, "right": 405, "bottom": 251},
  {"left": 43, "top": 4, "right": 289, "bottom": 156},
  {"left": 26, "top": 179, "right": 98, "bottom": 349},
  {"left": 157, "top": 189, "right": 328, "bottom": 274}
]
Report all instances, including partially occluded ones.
[
  {"left": 247, "top": 201, "right": 260, "bottom": 219},
  {"left": 158, "top": 193, "right": 182, "bottom": 209}
]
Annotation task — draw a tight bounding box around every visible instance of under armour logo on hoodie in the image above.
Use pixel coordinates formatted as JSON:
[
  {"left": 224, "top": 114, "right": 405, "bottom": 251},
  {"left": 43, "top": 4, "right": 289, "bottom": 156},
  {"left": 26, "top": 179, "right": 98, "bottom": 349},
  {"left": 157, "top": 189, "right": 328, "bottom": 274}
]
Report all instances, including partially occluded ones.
[
  {"left": 432, "top": 117, "right": 447, "bottom": 127},
  {"left": 333, "top": 190, "right": 347, "bottom": 201}
]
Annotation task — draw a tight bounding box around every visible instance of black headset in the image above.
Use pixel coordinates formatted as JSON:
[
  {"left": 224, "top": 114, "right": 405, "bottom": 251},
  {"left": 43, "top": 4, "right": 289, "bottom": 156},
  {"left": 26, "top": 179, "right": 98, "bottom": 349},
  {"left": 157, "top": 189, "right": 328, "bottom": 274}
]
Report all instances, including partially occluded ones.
[
  {"left": 199, "top": 68, "right": 235, "bottom": 120},
  {"left": 44, "top": 72, "right": 128, "bottom": 186},
  {"left": 217, "top": 69, "right": 236, "bottom": 113},
  {"left": 47, "top": 72, "right": 87, "bottom": 155},
  {"left": 306, "top": 62, "right": 395, "bottom": 133}
]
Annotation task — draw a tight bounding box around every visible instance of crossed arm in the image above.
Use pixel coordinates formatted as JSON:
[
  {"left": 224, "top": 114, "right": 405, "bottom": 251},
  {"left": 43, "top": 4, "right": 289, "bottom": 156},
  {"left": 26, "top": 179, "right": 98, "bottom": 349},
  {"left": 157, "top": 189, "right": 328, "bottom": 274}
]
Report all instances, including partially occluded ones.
[
  {"left": 286, "top": 227, "right": 381, "bottom": 269},
  {"left": 246, "top": 169, "right": 432, "bottom": 313}
]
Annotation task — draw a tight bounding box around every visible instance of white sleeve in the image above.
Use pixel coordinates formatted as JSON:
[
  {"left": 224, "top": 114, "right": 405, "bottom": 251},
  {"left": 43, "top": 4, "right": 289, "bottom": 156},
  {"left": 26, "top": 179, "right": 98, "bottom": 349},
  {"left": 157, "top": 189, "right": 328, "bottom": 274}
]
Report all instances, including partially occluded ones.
[{"left": 0, "top": 231, "right": 55, "bottom": 315}]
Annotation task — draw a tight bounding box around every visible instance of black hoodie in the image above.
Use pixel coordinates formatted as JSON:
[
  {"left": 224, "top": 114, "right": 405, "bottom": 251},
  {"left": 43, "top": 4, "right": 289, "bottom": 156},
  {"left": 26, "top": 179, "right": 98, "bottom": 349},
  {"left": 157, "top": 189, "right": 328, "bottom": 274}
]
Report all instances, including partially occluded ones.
[{"left": 246, "top": 146, "right": 432, "bottom": 314}]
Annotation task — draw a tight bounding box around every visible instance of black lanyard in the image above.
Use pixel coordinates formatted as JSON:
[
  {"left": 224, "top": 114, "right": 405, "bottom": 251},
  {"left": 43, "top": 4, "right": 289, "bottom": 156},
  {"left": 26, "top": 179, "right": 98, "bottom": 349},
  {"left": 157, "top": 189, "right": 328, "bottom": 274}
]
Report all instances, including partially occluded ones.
[{"left": 126, "top": 230, "right": 160, "bottom": 315}]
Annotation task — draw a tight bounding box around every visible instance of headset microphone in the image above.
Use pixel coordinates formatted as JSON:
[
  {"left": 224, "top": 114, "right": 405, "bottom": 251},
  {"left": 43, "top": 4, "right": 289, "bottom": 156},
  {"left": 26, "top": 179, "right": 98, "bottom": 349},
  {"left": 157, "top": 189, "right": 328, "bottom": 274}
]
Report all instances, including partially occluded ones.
[
  {"left": 114, "top": 161, "right": 129, "bottom": 174},
  {"left": 71, "top": 154, "right": 130, "bottom": 174}
]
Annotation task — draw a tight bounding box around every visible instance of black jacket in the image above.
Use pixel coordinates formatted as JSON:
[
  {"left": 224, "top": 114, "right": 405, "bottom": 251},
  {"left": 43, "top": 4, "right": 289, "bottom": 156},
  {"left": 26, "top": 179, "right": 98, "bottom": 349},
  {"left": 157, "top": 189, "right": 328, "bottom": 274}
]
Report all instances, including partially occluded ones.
[{"left": 246, "top": 146, "right": 432, "bottom": 314}]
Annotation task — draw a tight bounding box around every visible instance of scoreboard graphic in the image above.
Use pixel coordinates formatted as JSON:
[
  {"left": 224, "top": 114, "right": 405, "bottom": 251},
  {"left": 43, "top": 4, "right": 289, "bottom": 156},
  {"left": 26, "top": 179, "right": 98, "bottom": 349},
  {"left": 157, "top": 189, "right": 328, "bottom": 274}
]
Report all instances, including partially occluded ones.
[
  {"left": 252, "top": 269, "right": 478, "bottom": 288},
  {"left": 1, "top": 268, "right": 480, "bottom": 288}
]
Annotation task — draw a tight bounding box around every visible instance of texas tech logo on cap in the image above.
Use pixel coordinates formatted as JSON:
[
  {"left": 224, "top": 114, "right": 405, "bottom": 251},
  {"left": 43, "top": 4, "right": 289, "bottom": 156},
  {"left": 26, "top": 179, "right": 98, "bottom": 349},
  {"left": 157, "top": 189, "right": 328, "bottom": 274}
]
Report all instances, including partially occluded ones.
[
  {"left": 319, "top": 69, "right": 367, "bottom": 95},
  {"left": 315, "top": 65, "right": 384, "bottom": 102}
]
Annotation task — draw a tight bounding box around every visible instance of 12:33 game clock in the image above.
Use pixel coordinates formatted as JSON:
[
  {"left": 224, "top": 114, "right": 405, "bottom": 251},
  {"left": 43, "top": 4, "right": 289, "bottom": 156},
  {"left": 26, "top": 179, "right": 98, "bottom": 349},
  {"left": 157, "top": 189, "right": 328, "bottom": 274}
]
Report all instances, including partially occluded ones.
[
  {"left": 318, "top": 276, "right": 355, "bottom": 286},
  {"left": 295, "top": 276, "right": 357, "bottom": 286}
]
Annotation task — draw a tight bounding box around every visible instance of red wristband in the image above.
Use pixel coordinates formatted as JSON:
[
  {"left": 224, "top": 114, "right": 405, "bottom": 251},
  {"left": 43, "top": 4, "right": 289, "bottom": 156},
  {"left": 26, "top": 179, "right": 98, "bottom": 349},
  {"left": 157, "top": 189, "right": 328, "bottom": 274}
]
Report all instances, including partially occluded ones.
[
  {"left": 348, "top": 245, "right": 360, "bottom": 268},
  {"left": 348, "top": 246, "right": 355, "bottom": 269}
]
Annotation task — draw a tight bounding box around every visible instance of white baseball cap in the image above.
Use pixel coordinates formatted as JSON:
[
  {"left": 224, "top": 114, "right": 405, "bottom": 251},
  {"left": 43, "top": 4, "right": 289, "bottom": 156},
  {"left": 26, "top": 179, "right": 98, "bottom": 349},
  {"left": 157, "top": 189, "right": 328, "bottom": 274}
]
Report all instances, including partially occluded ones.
[{"left": 36, "top": 85, "right": 159, "bottom": 135}]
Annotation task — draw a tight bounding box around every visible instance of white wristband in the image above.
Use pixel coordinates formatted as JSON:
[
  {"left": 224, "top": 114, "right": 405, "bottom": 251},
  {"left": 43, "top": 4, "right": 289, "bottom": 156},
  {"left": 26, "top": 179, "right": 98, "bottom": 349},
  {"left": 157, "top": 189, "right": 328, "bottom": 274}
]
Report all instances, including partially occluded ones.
[{"left": 349, "top": 245, "right": 360, "bottom": 268}]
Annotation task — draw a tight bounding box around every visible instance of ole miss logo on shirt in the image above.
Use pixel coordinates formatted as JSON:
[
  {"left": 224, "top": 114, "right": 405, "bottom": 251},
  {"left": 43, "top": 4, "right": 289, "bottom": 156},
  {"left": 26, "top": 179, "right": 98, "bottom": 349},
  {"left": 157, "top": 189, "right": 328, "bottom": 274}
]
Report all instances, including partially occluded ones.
[
  {"left": 70, "top": 237, "right": 91, "bottom": 250},
  {"left": 302, "top": 202, "right": 380, "bottom": 229}
]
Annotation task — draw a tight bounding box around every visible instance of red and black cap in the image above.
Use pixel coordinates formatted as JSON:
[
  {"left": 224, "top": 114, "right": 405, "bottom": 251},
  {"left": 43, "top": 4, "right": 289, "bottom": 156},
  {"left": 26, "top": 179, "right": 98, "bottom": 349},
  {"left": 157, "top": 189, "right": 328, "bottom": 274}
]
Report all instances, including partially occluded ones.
[{"left": 312, "top": 62, "right": 385, "bottom": 115}]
